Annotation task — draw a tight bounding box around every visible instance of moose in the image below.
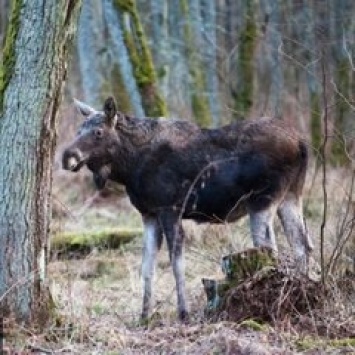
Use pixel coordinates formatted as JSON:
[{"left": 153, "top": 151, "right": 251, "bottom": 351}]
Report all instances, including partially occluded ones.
[{"left": 62, "top": 97, "right": 313, "bottom": 321}]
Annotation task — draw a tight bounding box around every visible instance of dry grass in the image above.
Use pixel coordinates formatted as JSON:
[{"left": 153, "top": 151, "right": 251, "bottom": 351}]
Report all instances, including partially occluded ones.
[{"left": 3, "top": 166, "right": 354, "bottom": 354}]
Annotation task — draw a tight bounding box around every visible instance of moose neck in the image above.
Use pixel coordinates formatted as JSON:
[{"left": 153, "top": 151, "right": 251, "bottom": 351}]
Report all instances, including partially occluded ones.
[{"left": 108, "top": 117, "right": 160, "bottom": 185}]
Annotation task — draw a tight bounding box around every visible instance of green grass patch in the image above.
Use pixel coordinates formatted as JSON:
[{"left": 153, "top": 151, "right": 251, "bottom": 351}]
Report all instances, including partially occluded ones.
[{"left": 51, "top": 228, "right": 142, "bottom": 258}]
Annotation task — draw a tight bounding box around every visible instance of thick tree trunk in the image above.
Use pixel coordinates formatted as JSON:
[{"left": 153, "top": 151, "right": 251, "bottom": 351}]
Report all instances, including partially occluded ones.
[{"left": 0, "top": 0, "right": 81, "bottom": 324}]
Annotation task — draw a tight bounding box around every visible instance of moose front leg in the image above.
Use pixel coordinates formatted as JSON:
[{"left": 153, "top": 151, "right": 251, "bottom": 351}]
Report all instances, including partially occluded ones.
[
  {"left": 141, "top": 216, "right": 163, "bottom": 320},
  {"left": 160, "top": 212, "right": 188, "bottom": 321}
]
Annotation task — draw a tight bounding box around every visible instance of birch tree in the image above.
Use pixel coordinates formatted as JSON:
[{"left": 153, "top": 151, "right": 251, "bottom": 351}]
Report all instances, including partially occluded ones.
[{"left": 0, "top": 0, "right": 81, "bottom": 323}]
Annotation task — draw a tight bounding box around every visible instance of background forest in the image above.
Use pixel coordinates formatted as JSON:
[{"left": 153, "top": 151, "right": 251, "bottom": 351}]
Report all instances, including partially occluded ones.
[
  {"left": 68, "top": 0, "right": 353, "bottom": 162},
  {"left": 0, "top": 0, "right": 354, "bottom": 353},
  {"left": 2, "top": 0, "right": 354, "bottom": 156}
]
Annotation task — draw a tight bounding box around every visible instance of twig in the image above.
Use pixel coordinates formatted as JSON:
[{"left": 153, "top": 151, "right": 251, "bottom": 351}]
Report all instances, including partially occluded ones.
[{"left": 319, "top": 56, "right": 328, "bottom": 286}]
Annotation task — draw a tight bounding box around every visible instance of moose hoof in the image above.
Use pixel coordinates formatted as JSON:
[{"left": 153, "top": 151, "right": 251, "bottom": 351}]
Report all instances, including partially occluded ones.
[{"left": 179, "top": 309, "right": 189, "bottom": 322}]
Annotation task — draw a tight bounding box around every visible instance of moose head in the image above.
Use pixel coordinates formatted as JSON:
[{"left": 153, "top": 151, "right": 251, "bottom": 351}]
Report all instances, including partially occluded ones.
[{"left": 62, "top": 97, "right": 120, "bottom": 187}]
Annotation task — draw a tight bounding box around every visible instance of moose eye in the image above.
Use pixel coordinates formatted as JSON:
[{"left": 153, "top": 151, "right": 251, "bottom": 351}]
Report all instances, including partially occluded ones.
[{"left": 93, "top": 128, "right": 103, "bottom": 139}]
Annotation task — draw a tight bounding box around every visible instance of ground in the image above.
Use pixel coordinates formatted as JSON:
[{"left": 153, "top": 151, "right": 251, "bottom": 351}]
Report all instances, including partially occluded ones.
[{"left": 4, "top": 165, "right": 354, "bottom": 354}]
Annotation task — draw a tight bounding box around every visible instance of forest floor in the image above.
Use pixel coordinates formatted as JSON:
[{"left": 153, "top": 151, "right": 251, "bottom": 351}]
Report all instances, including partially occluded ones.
[{"left": 5, "top": 167, "right": 355, "bottom": 354}]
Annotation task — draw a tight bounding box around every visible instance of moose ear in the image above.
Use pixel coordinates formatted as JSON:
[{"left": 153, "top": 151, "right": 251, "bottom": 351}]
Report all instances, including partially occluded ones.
[
  {"left": 103, "top": 97, "right": 118, "bottom": 127},
  {"left": 73, "top": 98, "right": 95, "bottom": 117}
]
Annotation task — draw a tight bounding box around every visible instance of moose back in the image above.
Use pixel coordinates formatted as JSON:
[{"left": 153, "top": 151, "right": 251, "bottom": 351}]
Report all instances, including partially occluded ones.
[{"left": 62, "top": 97, "right": 313, "bottom": 321}]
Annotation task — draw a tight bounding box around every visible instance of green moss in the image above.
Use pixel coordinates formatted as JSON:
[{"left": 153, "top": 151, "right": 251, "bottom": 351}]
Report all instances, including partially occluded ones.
[
  {"left": 180, "top": 0, "right": 212, "bottom": 127},
  {"left": 51, "top": 228, "right": 142, "bottom": 256},
  {"left": 191, "top": 93, "right": 212, "bottom": 127},
  {"left": 239, "top": 319, "right": 267, "bottom": 331},
  {"left": 222, "top": 247, "right": 277, "bottom": 281},
  {"left": 114, "top": 0, "right": 134, "bottom": 13},
  {"left": 296, "top": 336, "right": 355, "bottom": 351},
  {"left": 113, "top": 0, "right": 167, "bottom": 117},
  {"left": 233, "top": 0, "right": 257, "bottom": 117},
  {"left": 0, "top": 0, "right": 23, "bottom": 111}
]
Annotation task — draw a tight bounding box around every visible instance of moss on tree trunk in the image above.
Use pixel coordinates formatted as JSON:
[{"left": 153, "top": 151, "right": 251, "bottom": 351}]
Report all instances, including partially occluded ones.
[
  {"left": 180, "top": 0, "right": 212, "bottom": 127},
  {"left": 0, "top": 0, "right": 82, "bottom": 325},
  {"left": 233, "top": 0, "right": 256, "bottom": 117},
  {"left": 0, "top": 0, "right": 23, "bottom": 111},
  {"left": 113, "top": 0, "right": 167, "bottom": 117}
]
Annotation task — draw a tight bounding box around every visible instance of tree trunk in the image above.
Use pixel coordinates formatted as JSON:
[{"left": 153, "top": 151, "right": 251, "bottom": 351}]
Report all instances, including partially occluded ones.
[
  {"left": 0, "top": 0, "right": 9, "bottom": 46},
  {"left": 0, "top": 0, "right": 81, "bottom": 324},
  {"left": 201, "top": 0, "right": 220, "bottom": 127},
  {"left": 103, "top": 0, "right": 144, "bottom": 116},
  {"left": 77, "top": 0, "right": 105, "bottom": 107},
  {"left": 181, "top": 0, "right": 212, "bottom": 126},
  {"left": 232, "top": 0, "right": 257, "bottom": 118},
  {"left": 113, "top": 0, "right": 167, "bottom": 117}
]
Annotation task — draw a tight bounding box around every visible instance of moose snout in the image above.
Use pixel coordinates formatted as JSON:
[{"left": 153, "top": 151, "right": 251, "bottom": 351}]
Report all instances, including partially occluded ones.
[{"left": 62, "top": 148, "right": 84, "bottom": 172}]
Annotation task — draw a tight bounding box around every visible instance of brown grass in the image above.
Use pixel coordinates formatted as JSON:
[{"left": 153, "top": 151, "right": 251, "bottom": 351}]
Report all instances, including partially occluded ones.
[{"left": 3, "top": 165, "right": 354, "bottom": 353}]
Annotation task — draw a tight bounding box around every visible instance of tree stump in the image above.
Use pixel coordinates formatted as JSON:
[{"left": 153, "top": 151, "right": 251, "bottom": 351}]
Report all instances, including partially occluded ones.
[
  {"left": 202, "top": 247, "right": 324, "bottom": 324},
  {"left": 202, "top": 247, "right": 277, "bottom": 314}
]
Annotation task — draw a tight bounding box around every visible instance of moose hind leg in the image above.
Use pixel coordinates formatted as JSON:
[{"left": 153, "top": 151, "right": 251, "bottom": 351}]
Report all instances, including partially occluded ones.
[
  {"left": 249, "top": 207, "right": 278, "bottom": 252},
  {"left": 161, "top": 213, "right": 188, "bottom": 321},
  {"left": 141, "top": 217, "right": 162, "bottom": 320},
  {"left": 277, "top": 194, "right": 313, "bottom": 271}
]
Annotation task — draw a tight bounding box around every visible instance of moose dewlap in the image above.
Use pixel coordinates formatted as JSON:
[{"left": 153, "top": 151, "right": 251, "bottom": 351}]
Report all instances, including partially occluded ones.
[{"left": 62, "top": 96, "right": 313, "bottom": 321}]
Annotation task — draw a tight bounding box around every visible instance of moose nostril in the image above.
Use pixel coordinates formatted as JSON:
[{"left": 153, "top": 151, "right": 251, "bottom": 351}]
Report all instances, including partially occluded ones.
[
  {"left": 67, "top": 157, "right": 78, "bottom": 170},
  {"left": 94, "top": 128, "right": 103, "bottom": 138},
  {"left": 62, "top": 149, "right": 83, "bottom": 171}
]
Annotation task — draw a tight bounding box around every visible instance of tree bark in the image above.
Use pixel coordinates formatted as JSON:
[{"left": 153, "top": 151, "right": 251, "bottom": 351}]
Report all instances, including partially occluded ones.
[
  {"left": 77, "top": 0, "right": 105, "bottom": 107},
  {"left": 0, "top": 0, "right": 81, "bottom": 324},
  {"left": 201, "top": 0, "right": 220, "bottom": 127},
  {"left": 103, "top": 0, "right": 144, "bottom": 116},
  {"left": 181, "top": 0, "right": 212, "bottom": 126},
  {"left": 113, "top": 0, "right": 167, "bottom": 117}
]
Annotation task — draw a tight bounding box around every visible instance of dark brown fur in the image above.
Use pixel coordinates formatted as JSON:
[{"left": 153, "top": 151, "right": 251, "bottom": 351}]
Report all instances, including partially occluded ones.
[{"left": 62, "top": 97, "right": 313, "bottom": 321}]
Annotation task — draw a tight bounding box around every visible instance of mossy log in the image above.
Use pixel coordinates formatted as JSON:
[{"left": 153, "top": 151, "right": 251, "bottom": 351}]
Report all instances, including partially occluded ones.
[{"left": 51, "top": 228, "right": 142, "bottom": 259}]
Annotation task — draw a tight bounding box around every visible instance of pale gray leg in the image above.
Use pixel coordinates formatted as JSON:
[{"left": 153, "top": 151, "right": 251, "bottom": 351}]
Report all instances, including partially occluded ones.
[
  {"left": 249, "top": 207, "right": 278, "bottom": 252},
  {"left": 141, "top": 216, "right": 162, "bottom": 320},
  {"left": 277, "top": 194, "right": 313, "bottom": 271}
]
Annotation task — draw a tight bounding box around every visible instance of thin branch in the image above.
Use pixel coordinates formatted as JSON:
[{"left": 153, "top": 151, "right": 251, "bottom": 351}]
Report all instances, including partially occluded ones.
[{"left": 319, "top": 57, "right": 329, "bottom": 286}]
